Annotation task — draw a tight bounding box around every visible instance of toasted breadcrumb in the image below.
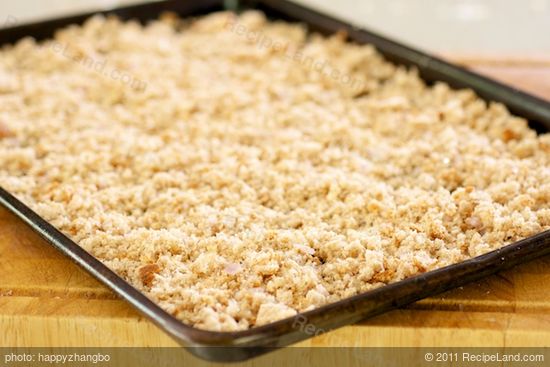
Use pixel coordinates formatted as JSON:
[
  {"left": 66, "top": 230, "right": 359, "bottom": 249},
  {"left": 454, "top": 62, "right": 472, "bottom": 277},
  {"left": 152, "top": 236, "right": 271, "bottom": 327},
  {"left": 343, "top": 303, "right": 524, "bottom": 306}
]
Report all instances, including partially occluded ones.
[{"left": 0, "top": 11, "right": 549, "bottom": 331}]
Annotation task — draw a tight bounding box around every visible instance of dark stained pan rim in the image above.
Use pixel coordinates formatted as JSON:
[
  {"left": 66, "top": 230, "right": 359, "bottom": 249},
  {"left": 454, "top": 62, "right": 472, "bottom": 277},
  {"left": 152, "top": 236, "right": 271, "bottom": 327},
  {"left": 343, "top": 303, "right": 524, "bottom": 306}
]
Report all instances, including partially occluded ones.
[{"left": 1, "top": 0, "right": 550, "bottom": 362}]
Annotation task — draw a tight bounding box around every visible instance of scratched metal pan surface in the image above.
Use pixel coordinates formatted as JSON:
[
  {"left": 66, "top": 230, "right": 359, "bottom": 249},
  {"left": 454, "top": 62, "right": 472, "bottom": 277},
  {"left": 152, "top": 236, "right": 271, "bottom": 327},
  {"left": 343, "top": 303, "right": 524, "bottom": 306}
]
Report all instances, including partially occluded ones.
[{"left": 1, "top": 0, "right": 550, "bottom": 362}]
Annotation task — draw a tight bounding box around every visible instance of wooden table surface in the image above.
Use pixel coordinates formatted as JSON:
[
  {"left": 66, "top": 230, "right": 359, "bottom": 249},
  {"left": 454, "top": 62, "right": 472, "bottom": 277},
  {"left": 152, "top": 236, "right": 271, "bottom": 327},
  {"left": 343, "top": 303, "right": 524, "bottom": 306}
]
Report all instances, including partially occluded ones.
[{"left": 1, "top": 57, "right": 550, "bottom": 366}]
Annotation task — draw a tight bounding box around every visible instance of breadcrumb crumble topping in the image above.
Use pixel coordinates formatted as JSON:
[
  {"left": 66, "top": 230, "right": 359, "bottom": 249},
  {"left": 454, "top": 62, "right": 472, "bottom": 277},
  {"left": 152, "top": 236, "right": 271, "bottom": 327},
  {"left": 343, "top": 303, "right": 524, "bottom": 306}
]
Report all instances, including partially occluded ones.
[{"left": 0, "top": 11, "right": 548, "bottom": 331}]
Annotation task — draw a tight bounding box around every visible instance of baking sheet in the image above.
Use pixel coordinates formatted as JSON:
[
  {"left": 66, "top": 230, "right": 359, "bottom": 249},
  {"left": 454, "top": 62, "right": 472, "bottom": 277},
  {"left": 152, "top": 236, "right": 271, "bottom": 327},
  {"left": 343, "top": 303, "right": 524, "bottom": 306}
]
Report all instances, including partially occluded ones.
[{"left": 1, "top": 0, "right": 549, "bottom": 362}]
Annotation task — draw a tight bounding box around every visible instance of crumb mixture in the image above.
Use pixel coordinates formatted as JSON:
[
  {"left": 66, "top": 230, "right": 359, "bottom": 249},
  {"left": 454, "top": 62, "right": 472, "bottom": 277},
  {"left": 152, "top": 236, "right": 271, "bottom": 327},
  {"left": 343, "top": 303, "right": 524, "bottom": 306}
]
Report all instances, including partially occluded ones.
[{"left": 0, "top": 11, "right": 549, "bottom": 331}]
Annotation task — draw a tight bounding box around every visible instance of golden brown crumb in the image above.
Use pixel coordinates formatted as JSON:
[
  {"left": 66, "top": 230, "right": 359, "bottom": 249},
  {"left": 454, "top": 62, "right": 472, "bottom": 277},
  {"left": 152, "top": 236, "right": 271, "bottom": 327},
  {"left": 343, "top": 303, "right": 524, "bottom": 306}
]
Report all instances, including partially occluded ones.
[
  {"left": 0, "top": 122, "right": 12, "bottom": 139},
  {"left": 502, "top": 128, "right": 519, "bottom": 142},
  {"left": 0, "top": 11, "right": 548, "bottom": 331},
  {"left": 138, "top": 264, "right": 161, "bottom": 287}
]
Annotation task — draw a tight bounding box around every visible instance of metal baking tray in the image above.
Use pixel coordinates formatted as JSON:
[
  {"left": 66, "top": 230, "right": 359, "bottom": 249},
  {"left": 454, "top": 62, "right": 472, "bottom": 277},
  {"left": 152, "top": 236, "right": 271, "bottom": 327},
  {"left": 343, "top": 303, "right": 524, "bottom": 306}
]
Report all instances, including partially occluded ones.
[{"left": 1, "top": 0, "right": 550, "bottom": 362}]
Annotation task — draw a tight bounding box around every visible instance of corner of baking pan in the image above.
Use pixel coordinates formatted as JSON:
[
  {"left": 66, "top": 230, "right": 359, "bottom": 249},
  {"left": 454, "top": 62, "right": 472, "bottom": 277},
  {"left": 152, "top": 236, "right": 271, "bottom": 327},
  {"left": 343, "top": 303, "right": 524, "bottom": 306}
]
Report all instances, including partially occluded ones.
[{"left": 248, "top": 0, "right": 550, "bottom": 131}]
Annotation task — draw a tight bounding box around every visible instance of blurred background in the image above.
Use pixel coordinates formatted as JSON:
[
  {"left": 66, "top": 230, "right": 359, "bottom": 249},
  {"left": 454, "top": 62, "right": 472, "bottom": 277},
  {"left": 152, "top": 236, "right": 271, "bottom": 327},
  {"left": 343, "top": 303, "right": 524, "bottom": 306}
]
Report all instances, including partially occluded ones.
[
  {"left": 1, "top": 0, "right": 549, "bottom": 98},
  {"left": 1, "top": 0, "right": 550, "bottom": 56}
]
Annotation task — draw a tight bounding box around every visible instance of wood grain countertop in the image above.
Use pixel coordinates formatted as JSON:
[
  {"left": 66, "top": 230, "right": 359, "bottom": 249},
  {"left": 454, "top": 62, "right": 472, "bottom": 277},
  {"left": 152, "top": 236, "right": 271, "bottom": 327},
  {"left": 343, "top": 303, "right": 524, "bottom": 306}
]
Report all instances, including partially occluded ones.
[{"left": 1, "top": 57, "right": 549, "bottom": 366}]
